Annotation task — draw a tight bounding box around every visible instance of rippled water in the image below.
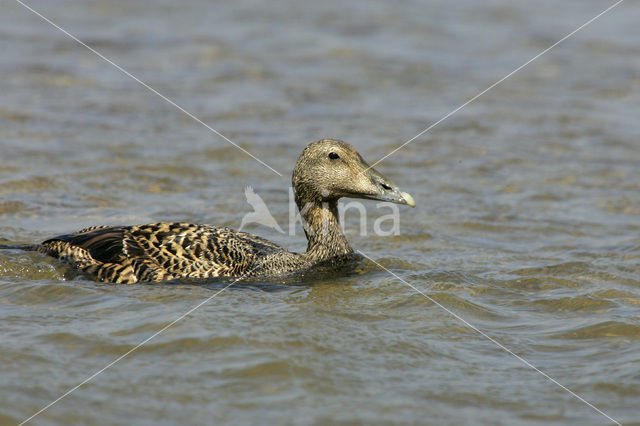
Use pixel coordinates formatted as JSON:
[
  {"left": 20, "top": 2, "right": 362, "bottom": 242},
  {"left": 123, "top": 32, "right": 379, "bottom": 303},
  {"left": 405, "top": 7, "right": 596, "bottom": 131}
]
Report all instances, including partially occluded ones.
[{"left": 1, "top": 0, "right": 639, "bottom": 424}]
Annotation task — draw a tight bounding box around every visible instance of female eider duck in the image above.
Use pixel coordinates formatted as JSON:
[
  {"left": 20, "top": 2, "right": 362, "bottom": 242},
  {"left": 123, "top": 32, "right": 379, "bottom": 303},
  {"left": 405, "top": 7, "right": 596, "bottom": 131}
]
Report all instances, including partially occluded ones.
[{"left": 35, "top": 139, "right": 415, "bottom": 283}]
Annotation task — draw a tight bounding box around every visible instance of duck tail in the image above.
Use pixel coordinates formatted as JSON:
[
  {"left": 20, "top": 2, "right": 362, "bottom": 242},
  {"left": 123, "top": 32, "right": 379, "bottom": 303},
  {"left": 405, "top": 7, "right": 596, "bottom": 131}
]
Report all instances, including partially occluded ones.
[{"left": 0, "top": 243, "right": 40, "bottom": 251}]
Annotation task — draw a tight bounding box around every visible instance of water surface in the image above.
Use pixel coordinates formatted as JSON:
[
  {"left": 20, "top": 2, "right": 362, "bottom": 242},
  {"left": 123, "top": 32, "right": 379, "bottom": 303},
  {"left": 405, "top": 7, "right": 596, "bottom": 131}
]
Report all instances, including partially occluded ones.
[{"left": 1, "top": 0, "right": 639, "bottom": 424}]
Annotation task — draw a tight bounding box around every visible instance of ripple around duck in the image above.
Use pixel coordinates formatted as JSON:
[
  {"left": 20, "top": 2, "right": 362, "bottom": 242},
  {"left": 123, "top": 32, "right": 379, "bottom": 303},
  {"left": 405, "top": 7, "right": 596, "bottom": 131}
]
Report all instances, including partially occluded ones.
[
  {"left": 549, "top": 321, "right": 640, "bottom": 340},
  {"left": 498, "top": 276, "right": 566, "bottom": 292},
  {"left": 84, "top": 334, "right": 251, "bottom": 358},
  {"left": 419, "top": 291, "right": 509, "bottom": 322},
  {"left": 509, "top": 261, "right": 593, "bottom": 277},
  {"left": 0, "top": 252, "right": 65, "bottom": 282},
  {"left": 525, "top": 296, "right": 617, "bottom": 313},
  {"left": 0, "top": 269, "right": 108, "bottom": 306},
  {"left": 220, "top": 359, "right": 314, "bottom": 381}
]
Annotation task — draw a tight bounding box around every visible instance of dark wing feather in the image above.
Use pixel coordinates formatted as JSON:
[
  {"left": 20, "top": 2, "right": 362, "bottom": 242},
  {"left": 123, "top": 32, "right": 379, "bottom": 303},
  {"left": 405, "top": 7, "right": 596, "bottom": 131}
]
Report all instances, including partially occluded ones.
[{"left": 42, "top": 226, "right": 143, "bottom": 264}]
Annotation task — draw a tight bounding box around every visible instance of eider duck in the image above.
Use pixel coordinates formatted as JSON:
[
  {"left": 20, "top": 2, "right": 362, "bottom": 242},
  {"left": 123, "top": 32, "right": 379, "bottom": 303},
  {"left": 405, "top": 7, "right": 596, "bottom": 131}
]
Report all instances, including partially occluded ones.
[{"left": 35, "top": 139, "right": 415, "bottom": 283}]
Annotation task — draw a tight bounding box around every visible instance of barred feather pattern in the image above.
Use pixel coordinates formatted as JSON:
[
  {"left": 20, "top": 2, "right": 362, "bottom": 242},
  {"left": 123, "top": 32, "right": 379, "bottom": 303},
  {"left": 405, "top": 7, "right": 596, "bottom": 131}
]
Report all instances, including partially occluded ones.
[{"left": 39, "top": 222, "right": 298, "bottom": 284}]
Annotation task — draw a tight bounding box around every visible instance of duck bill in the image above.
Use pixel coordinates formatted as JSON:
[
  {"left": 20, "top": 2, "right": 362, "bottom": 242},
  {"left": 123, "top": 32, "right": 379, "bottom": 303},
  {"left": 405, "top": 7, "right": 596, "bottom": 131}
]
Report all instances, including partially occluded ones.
[{"left": 360, "top": 167, "right": 416, "bottom": 207}]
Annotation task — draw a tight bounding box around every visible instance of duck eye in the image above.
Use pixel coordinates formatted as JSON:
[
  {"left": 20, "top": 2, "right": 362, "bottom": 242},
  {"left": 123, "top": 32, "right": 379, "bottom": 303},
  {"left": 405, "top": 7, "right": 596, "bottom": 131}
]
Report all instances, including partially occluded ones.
[{"left": 328, "top": 152, "right": 340, "bottom": 160}]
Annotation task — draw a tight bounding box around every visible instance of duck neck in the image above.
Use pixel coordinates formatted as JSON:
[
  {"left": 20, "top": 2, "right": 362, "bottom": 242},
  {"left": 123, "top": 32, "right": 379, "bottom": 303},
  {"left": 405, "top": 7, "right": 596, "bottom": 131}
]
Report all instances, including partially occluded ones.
[{"left": 297, "top": 198, "right": 353, "bottom": 261}]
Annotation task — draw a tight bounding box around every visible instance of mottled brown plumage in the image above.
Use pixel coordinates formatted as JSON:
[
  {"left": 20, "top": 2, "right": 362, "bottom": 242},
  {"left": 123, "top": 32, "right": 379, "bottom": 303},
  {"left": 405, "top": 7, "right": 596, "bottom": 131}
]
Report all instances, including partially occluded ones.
[{"left": 37, "top": 139, "right": 415, "bottom": 283}]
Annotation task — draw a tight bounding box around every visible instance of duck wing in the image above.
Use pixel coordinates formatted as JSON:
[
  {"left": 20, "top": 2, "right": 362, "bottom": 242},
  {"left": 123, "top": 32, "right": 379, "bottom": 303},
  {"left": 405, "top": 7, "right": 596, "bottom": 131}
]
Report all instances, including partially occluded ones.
[{"left": 41, "top": 222, "right": 286, "bottom": 283}]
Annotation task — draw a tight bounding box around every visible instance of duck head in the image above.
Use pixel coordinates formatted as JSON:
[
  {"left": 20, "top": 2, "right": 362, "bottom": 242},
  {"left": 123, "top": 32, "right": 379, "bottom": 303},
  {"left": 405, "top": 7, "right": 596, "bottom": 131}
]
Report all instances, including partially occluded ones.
[{"left": 292, "top": 139, "right": 415, "bottom": 208}]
